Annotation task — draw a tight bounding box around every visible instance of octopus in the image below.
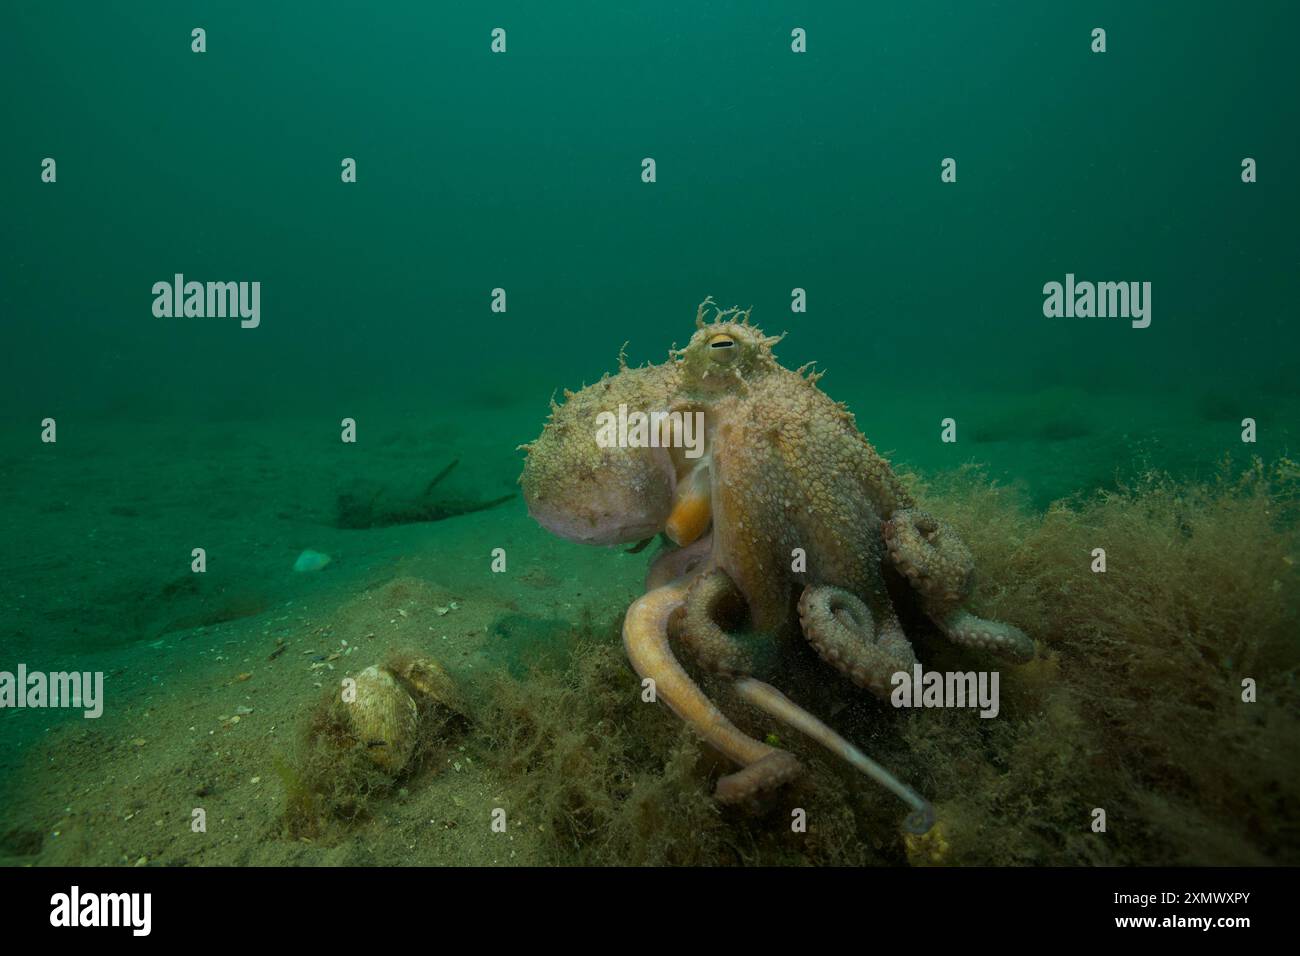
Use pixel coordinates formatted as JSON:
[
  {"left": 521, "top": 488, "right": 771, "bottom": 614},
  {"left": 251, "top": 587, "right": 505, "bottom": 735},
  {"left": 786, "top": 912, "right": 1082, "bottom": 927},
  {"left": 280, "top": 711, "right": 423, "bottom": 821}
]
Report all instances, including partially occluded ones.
[{"left": 519, "top": 299, "right": 1034, "bottom": 831}]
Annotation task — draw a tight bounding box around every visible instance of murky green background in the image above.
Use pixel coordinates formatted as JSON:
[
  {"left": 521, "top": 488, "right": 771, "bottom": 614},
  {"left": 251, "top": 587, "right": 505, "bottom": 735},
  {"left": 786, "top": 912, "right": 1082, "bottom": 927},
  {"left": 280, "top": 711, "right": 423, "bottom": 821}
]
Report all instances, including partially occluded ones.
[
  {"left": 4, "top": 2, "right": 1296, "bottom": 423},
  {"left": 1, "top": 0, "right": 1298, "bottom": 870}
]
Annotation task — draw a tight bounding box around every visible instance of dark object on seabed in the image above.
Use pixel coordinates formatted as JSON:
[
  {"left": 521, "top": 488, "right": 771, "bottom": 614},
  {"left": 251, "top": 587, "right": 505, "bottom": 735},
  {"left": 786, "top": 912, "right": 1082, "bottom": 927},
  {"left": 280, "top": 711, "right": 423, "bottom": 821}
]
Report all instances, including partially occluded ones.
[{"left": 335, "top": 459, "right": 514, "bottom": 529}]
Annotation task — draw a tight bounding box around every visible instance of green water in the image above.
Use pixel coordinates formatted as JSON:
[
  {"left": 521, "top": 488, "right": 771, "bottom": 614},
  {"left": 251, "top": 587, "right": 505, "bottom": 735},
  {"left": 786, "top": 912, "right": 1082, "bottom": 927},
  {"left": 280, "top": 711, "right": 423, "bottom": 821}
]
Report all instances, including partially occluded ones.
[
  {"left": 5, "top": 2, "right": 1297, "bottom": 417},
  {"left": 1, "top": 2, "right": 1297, "bottom": 867}
]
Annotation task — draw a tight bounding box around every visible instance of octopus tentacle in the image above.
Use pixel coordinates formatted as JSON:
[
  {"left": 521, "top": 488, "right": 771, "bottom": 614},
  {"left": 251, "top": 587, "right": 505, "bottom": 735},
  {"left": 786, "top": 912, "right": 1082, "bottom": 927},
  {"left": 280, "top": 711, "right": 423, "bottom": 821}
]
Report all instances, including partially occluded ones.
[
  {"left": 798, "top": 585, "right": 916, "bottom": 698},
  {"left": 713, "top": 750, "right": 804, "bottom": 804},
  {"left": 884, "top": 509, "right": 1035, "bottom": 662},
  {"left": 938, "top": 610, "right": 1036, "bottom": 662},
  {"left": 883, "top": 509, "right": 972, "bottom": 603},
  {"left": 672, "top": 568, "right": 751, "bottom": 676},
  {"left": 734, "top": 677, "right": 935, "bottom": 834},
  {"left": 645, "top": 534, "right": 712, "bottom": 591},
  {"left": 857, "top": 441, "right": 917, "bottom": 521},
  {"left": 622, "top": 580, "right": 801, "bottom": 804}
]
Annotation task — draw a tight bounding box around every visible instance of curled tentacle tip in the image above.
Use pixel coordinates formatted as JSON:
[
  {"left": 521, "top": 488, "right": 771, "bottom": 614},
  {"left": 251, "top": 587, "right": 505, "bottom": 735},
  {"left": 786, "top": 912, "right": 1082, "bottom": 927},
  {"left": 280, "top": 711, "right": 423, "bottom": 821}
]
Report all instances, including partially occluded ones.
[
  {"left": 904, "top": 803, "right": 937, "bottom": 835},
  {"left": 1006, "top": 631, "right": 1037, "bottom": 663}
]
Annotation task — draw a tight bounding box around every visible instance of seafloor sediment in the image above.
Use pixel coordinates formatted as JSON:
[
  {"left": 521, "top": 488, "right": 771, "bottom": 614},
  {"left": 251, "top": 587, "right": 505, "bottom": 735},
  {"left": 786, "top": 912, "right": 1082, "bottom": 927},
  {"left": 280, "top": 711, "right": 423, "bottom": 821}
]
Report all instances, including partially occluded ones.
[{"left": 1, "top": 389, "right": 1296, "bottom": 866}]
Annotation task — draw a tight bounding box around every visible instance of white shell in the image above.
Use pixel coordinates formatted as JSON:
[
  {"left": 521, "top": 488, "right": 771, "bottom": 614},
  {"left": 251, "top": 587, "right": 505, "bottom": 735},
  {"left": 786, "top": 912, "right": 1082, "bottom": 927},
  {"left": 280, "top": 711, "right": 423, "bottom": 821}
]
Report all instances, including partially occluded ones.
[{"left": 345, "top": 665, "right": 418, "bottom": 774}]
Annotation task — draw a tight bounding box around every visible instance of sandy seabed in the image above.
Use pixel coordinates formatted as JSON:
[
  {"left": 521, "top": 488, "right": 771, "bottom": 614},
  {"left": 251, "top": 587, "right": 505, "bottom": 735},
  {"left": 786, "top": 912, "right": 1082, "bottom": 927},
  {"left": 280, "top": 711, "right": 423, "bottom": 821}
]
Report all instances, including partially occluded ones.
[{"left": 1, "top": 384, "right": 1296, "bottom": 866}]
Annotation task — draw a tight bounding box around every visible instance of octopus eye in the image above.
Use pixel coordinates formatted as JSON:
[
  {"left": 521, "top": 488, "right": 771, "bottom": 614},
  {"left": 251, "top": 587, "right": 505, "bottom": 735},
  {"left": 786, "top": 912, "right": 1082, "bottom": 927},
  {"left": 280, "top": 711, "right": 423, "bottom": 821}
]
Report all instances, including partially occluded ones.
[{"left": 707, "top": 333, "right": 737, "bottom": 363}]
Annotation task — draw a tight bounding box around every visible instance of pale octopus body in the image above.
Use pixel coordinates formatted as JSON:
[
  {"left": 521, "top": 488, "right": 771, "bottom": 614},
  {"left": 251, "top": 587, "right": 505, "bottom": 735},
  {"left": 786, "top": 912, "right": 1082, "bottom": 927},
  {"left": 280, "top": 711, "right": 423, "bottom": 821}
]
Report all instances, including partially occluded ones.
[{"left": 521, "top": 300, "right": 1033, "bottom": 830}]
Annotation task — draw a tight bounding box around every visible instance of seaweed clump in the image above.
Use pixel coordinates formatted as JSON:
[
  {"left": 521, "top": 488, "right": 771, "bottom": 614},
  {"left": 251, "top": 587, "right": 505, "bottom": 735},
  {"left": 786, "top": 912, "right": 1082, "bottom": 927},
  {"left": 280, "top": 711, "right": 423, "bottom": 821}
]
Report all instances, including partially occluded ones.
[
  {"left": 476, "top": 456, "right": 1299, "bottom": 866},
  {"left": 898, "top": 456, "right": 1300, "bottom": 865},
  {"left": 476, "top": 626, "right": 895, "bottom": 866}
]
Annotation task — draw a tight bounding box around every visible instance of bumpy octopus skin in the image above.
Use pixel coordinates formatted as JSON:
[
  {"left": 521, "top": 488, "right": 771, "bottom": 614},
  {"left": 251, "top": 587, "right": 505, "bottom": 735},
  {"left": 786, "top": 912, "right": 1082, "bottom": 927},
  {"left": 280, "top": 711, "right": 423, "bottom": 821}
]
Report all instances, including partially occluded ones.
[
  {"left": 673, "top": 317, "right": 1034, "bottom": 663},
  {"left": 519, "top": 300, "right": 1033, "bottom": 829},
  {"left": 520, "top": 361, "right": 680, "bottom": 546}
]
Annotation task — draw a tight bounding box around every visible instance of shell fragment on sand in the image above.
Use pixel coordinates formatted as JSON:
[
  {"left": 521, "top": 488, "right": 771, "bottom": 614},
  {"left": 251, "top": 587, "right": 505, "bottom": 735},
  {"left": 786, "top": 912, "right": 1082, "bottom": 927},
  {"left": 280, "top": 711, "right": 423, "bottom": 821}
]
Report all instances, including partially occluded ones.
[{"left": 293, "top": 550, "right": 332, "bottom": 572}]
